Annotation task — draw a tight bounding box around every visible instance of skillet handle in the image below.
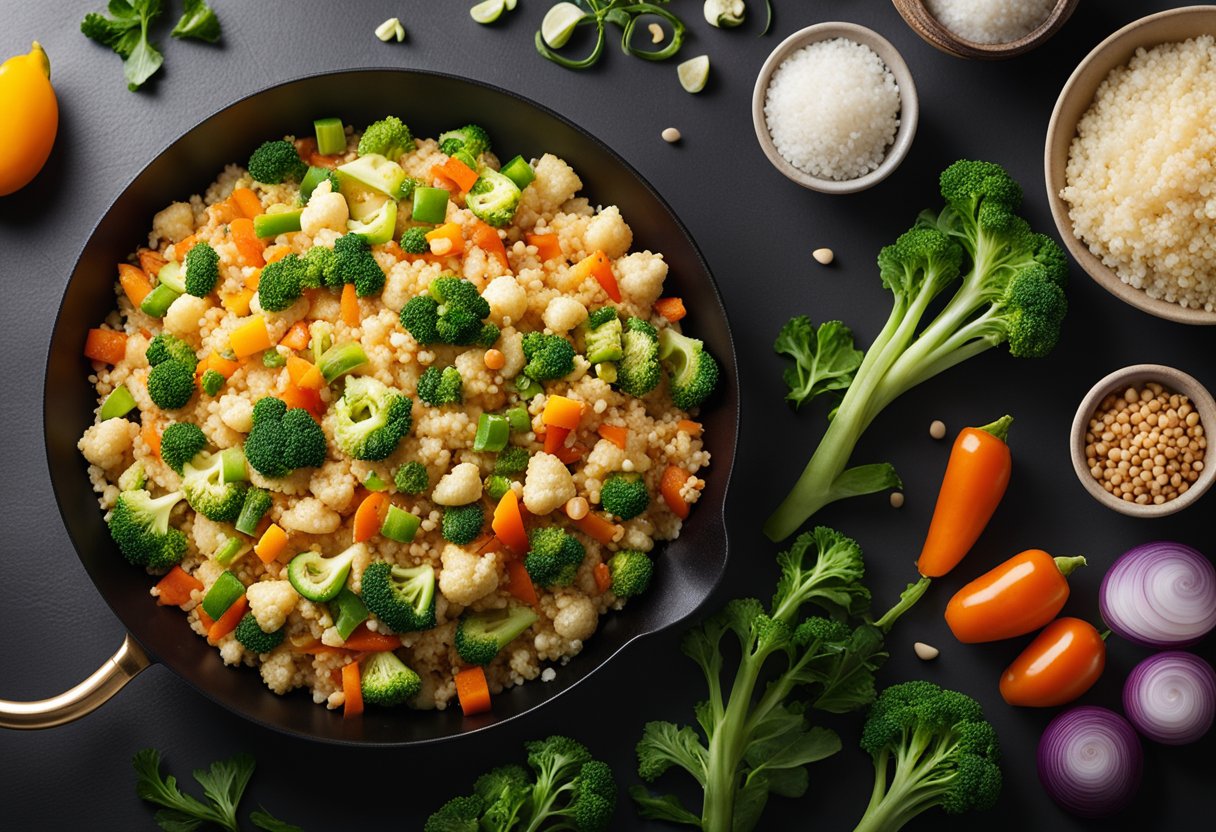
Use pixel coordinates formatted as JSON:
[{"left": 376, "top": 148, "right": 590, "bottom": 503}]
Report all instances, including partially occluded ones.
[{"left": 0, "top": 634, "right": 151, "bottom": 729}]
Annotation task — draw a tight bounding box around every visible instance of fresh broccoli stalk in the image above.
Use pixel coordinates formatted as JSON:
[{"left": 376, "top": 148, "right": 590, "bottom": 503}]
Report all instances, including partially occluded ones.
[
  {"left": 599, "top": 472, "right": 648, "bottom": 520},
  {"left": 107, "top": 489, "right": 187, "bottom": 568},
  {"left": 401, "top": 226, "right": 430, "bottom": 255},
  {"left": 234, "top": 612, "right": 285, "bottom": 654},
  {"left": 524, "top": 526, "right": 585, "bottom": 588},
  {"left": 317, "top": 341, "right": 369, "bottom": 384},
  {"left": 357, "top": 116, "right": 414, "bottom": 159},
  {"left": 360, "top": 561, "right": 437, "bottom": 632},
  {"left": 200, "top": 369, "right": 225, "bottom": 396},
  {"left": 399, "top": 276, "right": 496, "bottom": 346},
  {"left": 442, "top": 503, "right": 485, "bottom": 545},
  {"left": 455, "top": 605, "right": 540, "bottom": 665},
  {"left": 247, "top": 139, "right": 306, "bottom": 184},
  {"left": 181, "top": 448, "right": 249, "bottom": 522},
  {"left": 360, "top": 650, "right": 422, "bottom": 707},
  {"left": 494, "top": 446, "right": 530, "bottom": 477},
  {"left": 118, "top": 460, "right": 147, "bottom": 492},
  {"left": 183, "top": 241, "right": 220, "bottom": 297},
  {"left": 244, "top": 396, "right": 327, "bottom": 478},
  {"left": 146, "top": 333, "right": 198, "bottom": 369},
  {"left": 331, "top": 376, "right": 413, "bottom": 461},
  {"left": 607, "top": 551, "right": 653, "bottom": 598},
  {"left": 286, "top": 545, "right": 360, "bottom": 602},
  {"left": 417, "top": 366, "right": 463, "bottom": 406},
  {"left": 256, "top": 253, "right": 315, "bottom": 312},
  {"left": 584, "top": 311, "right": 623, "bottom": 365},
  {"left": 774, "top": 316, "right": 865, "bottom": 410},
  {"left": 394, "top": 461, "right": 429, "bottom": 495},
  {"left": 616, "top": 317, "right": 661, "bottom": 397},
  {"left": 438, "top": 124, "right": 491, "bottom": 158},
  {"left": 234, "top": 487, "right": 272, "bottom": 535},
  {"left": 521, "top": 332, "right": 575, "bottom": 382},
  {"left": 852, "top": 681, "right": 1002, "bottom": 832},
  {"left": 147, "top": 360, "right": 197, "bottom": 410},
  {"left": 766, "top": 161, "right": 1067, "bottom": 541},
  {"left": 159, "top": 422, "right": 207, "bottom": 474},
  {"left": 303, "top": 245, "right": 340, "bottom": 289},
  {"left": 466, "top": 168, "right": 522, "bottom": 228},
  {"left": 483, "top": 474, "right": 513, "bottom": 501},
  {"left": 332, "top": 233, "right": 386, "bottom": 297},
  {"left": 658, "top": 328, "right": 720, "bottom": 411}
]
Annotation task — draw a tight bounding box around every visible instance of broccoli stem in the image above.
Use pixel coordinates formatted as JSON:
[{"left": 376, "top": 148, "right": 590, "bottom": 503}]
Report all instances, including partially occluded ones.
[
  {"left": 852, "top": 740, "right": 955, "bottom": 832},
  {"left": 701, "top": 658, "right": 762, "bottom": 832}
]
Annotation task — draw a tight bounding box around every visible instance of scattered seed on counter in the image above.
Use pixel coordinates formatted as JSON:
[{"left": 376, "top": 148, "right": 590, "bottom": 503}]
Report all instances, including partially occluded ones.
[
  {"left": 649, "top": 22, "right": 665, "bottom": 44},
  {"left": 929, "top": 419, "right": 947, "bottom": 440},
  {"left": 1085, "top": 383, "right": 1207, "bottom": 506},
  {"left": 812, "top": 247, "right": 834, "bottom": 265},
  {"left": 661, "top": 127, "right": 682, "bottom": 143},
  {"left": 889, "top": 491, "right": 905, "bottom": 509},
  {"left": 914, "top": 642, "right": 940, "bottom": 661}
]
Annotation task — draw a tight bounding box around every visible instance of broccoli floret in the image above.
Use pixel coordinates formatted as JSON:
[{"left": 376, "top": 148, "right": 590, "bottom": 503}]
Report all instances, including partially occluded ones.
[
  {"left": 587, "top": 306, "right": 618, "bottom": 328},
  {"left": 416, "top": 366, "right": 463, "bottom": 406},
  {"left": 521, "top": 332, "right": 575, "bottom": 382},
  {"left": 585, "top": 312, "right": 623, "bottom": 365},
  {"left": 617, "top": 317, "right": 661, "bottom": 397},
  {"left": 659, "top": 328, "right": 720, "bottom": 410},
  {"left": 400, "top": 226, "right": 430, "bottom": 255},
  {"left": 303, "top": 245, "right": 340, "bottom": 290},
  {"left": 256, "top": 253, "right": 314, "bottom": 312},
  {"left": 145, "top": 333, "right": 198, "bottom": 369},
  {"left": 332, "top": 233, "right": 386, "bottom": 297},
  {"left": 234, "top": 612, "right": 285, "bottom": 654},
  {"left": 200, "top": 368, "right": 225, "bottom": 396},
  {"left": 118, "top": 460, "right": 147, "bottom": 492},
  {"left": 183, "top": 241, "right": 220, "bottom": 297},
  {"left": 244, "top": 396, "right": 327, "bottom": 478},
  {"left": 399, "top": 276, "right": 494, "bottom": 346},
  {"left": 159, "top": 422, "right": 207, "bottom": 474},
  {"left": 331, "top": 376, "right": 413, "bottom": 461},
  {"left": 483, "top": 474, "right": 513, "bottom": 501},
  {"left": 357, "top": 116, "right": 414, "bottom": 159},
  {"left": 360, "top": 561, "right": 436, "bottom": 632},
  {"left": 455, "top": 605, "right": 540, "bottom": 665},
  {"left": 442, "top": 503, "right": 485, "bottom": 545},
  {"left": 181, "top": 449, "right": 249, "bottom": 522},
  {"left": 424, "top": 795, "right": 484, "bottom": 832},
  {"left": 608, "top": 551, "right": 653, "bottom": 598},
  {"left": 466, "top": 168, "right": 522, "bottom": 228},
  {"left": 474, "top": 765, "right": 531, "bottom": 831},
  {"left": 107, "top": 489, "right": 187, "bottom": 568},
  {"left": 394, "top": 461, "right": 429, "bottom": 495},
  {"left": 147, "top": 360, "right": 197, "bottom": 410},
  {"left": 525, "top": 737, "right": 616, "bottom": 832},
  {"left": 853, "top": 681, "right": 1002, "bottom": 832},
  {"left": 494, "top": 446, "right": 530, "bottom": 476},
  {"left": 599, "top": 472, "right": 649, "bottom": 520},
  {"left": 360, "top": 650, "right": 422, "bottom": 707},
  {"left": 524, "top": 526, "right": 585, "bottom": 588},
  {"left": 247, "top": 139, "right": 306, "bottom": 184},
  {"left": 438, "top": 124, "right": 491, "bottom": 158}
]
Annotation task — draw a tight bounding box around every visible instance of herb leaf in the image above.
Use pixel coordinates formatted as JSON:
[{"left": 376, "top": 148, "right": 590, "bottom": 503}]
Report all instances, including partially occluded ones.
[
  {"left": 133, "top": 749, "right": 228, "bottom": 830},
  {"left": 79, "top": 0, "right": 164, "bottom": 91},
  {"left": 192, "top": 753, "right": 255, "bottom": 830},
  {"left": 251, "top": 808, "right": 305, "bottom": 832},
  {"left": 172, "top": 0, "right": 222, "bottom": 42}
]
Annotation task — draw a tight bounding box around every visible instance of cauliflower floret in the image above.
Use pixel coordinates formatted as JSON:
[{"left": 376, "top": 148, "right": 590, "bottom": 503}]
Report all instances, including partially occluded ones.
[
  {"left": 499, "top": 327, "right": 525, "bottom": 379},
  {"left": 542, "top": 296, "right": 588, "bottom": 334},
  {"left": 149, "top": 201, "right": 195, "bottom": 247},
  {"left": 615, "top": 251, "right": 668, "bottom": 311},
  {"left": 217, "top": 394, "right": 254, "bottom": 434},
  {"left": 553, "top": 595, "right": 598, "bottom": 641},
  {"left": 259, "top": 649, "right": 301, "bottom": 695},
  {"left": 431, "top": 462, "right": 483, "bottom": 506},
  {"left": 191, "top": 514, "right": 228, "bottom": 558},
  {"left": 162, "top": 293, "right": 211, "bottom": 336},
  {"left": 77, "top": 418, "right": 139, "bottom": 471},
  {"left": 584, "top": 438, "right": 627, "bottom": 480},
  {"left": 279, "top": 497, "right": 342, "bottom": 534},
  {"left": 438, "top": 543, "right": 499, "bottom": 606},
  {"left": 247, "top": 580, "right": 299, "bottom": 633},
  {"left": 524, "top": 154, "right": 583, "bottom": 216},
  {"left": 523, "top": 452, "right": 576, "bottom": 515},
  {"left": 482, "top": 275, "right": 528, "bottom": 325},
  {"left": 309, "top": 461, "right": 357, "bottom": 513},
  {"left": 299, "top": 180, "right": 349, "bottom": 236},
  {"left": 583, "top": 205, "right": 633, "bottom": 260}
]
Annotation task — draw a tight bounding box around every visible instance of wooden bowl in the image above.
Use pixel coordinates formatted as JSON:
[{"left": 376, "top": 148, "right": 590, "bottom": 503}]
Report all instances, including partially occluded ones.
[
  {"left": 1045, "top": 6, "right": 1216, "bottom": 325},
  {"left": 892, "top": 0, "right": 1079, "bottom": 59}
]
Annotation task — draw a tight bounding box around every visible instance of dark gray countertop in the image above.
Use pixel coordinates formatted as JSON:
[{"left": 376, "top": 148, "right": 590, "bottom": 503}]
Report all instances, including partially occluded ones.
[{"left": 2, "top": 0, "right": 1213, "bottom": 829}]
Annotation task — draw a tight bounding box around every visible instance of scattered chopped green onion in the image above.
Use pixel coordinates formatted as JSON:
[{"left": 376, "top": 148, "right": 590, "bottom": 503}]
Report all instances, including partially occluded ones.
[
  {"left": 473, "top": 413, "right": 511, "bottom": 452},
  {"left": 156, "top": 260, "right": 186, "bottom": 293},
  {"left": 500, "top": 155, "right": 536, "bottom": 190},
  {"left": 140, "top": 282, "right": 181, "bottom": 317},
  {"left": 201, "top": 570, "right": 244, "bottom": 619},
  {"left": 313, "top": 117, "right": 346, "bottom": 155},
  {"left": 411, "top": 186, "right": 450, "bottom": 224},
  {"left": 253, "top": 209, "right": 303, "bottom": 239},
  {"left": 380, "top": 504, "right": 422, "bottom": 543},
  {"left": 214, "top": 537, "right": 248, "bottom": 567},
  {"left": 512, "top": 374, "right": 542, "bottom": 400},
  {"left": 99, "top": 385, "right": 138, "bottom": 420},
  {"left": 262, "top": 350, "right": 286, "bottom": 368},
  {"left": 364, "top": 471, "right": 389, "bottom": 492},
  {"left": 317, "top": 342, "right": 369, "bottom": 383},
  {"left": 504, "top": 405, "right": 530, "bottom": 433},
  {"left": 330, "top": 588, "right": 369, "bottom": 640}
]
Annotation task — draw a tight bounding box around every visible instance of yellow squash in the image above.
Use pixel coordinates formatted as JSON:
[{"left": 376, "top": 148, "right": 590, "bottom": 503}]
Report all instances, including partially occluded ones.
[{"left": 0, "top": 42, "right": 58, "bottom": 196}]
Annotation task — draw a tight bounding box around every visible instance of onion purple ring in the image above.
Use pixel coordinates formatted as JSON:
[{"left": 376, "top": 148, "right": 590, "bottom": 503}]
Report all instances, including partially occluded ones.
[
  {"left": 1123, "top": 651, "right": 1216, "bottom": 745},
  {"left": 1037, "top": 705, "right": 1142, "bottom": 817},
  {"left": 1099, "top": 541, "right": 1216, "bottom": 647}
]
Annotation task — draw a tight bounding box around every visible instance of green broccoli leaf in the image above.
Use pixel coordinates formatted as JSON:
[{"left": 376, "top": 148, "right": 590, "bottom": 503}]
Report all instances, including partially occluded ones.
[
  {"left": 133, "top": 749, "right": 232, "bottom": 831},
  {"left": 628, "top": 787, "right": 702, "bottom": 826},
  {"left": 172, "top": 0, "right": 221, "bottom": 42},
  {"left": 731, "top": 774, "right": 771, "bottom": 832},
  {"left": 250, "top": 808, "right": 304, "bottom": 832},
  {"left": 191, "top": 753, "right": 254, "bottom": 827},
  {"left": 80, "top": 0, "right": 164, "bottom": 91},
  {"left": 774, "top": 316, "right": 863, "bottom": 410}
]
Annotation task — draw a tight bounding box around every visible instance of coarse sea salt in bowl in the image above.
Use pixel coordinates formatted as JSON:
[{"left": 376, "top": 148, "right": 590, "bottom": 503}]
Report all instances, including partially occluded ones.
[{"left": 752, "top": 22, "right": 918, "bottom": 195}]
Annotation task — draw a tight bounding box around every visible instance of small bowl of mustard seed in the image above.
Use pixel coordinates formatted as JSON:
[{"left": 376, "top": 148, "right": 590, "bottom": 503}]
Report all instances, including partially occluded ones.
[{"left": 1071, "top": 364, "right": 1215, "bottom": 517}]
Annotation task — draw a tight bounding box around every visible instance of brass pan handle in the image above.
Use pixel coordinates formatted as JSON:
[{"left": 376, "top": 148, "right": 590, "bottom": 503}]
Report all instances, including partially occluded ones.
[{"left": 0, "top": 634, "right": 150, "bottom": 729}]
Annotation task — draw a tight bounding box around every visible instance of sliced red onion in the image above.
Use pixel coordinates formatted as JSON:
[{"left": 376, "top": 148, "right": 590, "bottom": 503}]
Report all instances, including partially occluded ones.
[
  {"left": 1038, "top": 706, "right": 1142, "bottom": 818},
  {"left": 1123, "top": 651, "right": 1216, "bottom": 745},
  {"left": 1099, "top": 541, "right": 1216, "bottom": 647}
]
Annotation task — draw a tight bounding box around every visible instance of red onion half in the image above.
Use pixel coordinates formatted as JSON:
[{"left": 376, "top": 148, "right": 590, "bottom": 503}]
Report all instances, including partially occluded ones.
[
  {"left": 1038, "top": 706, "right": 1142, "bottom": 817},
  {"left": 1099, "top": 541, "right": 1216, "bottom": 647},
  {"left": 1123, "top": 651, "right": 1216, "bottom": 745}
]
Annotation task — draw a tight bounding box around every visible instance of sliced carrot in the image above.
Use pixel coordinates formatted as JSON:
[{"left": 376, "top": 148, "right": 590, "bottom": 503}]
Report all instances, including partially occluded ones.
[
  {"left": 293, "top": 641, "right": 351, "bottom": 656},
  {"left": 141, "top": 421, "right": 162, "bottom": 459},
  {"left": 254, "top": 523, "right": 289, "bottom": 564},
  {"left": 286, "top": 355, "right": 324, "bottom": 391},
  {"left": 342, "top": 660, "right": 363, "bottom": 718},
  {"left": 455, "top": 666, "right": 492, "bottom": 716},
  {"left": 172, "top": 235, "right": 198, "bottom": 262},
  {"left": 118, "top": 263, "right": 153, "bottom": 307},
  {"left": 676, "top": 419, "right": 703, "bottom": 437},
  {"left": 429, "top": 165, "right": 459, "bottom": 193},
  {"left": 542, "top": 395, "right": 583, "bottom": 431},
  {"left": 654, "top": 297, "right": 686, "bottom": 322},
  {"left": 570, "top": 512, "right": 620, "bottom": 547},
  {"left": 230, "top": 315, "right": 273, "bottom": 358},
  {"left": 553, "top": 443, "right": 585, "bottom": 465},
  {"left": 279, "top": 320, "right": 311, "bottom": 351},
  {"left": 230, "top": 187, "right": 262, "bottom": 220},
  {"left": 196, "top": 606, "right": 215, "bottom": 630},
  {"left": 660, "top": 465, "right": 691, "bottom": 520},
  {"left": 84, "top": 328, "right": 128, "bottom": 365},
  {"left": 207, "top": 595, "right": 248, "bottom": 644},
  {"left": 196, "top": 351, "right": 241, "bottom": 381},
  {"left": 138, "top": 249, "right": 168, "bottom": 276},
  {"left": 424, "top": 222, "right": 464, "bottom": 256},
  {"left": 597, "top": 424, "right": 628, "bottom": 450},
  {"left": 543, "top": 425, "right": 571, "bottom": 456},
  {"left": 230, "top": 217, "right": 265, "bottom": 267},
  {"left": 279, "top": 383, "right": 323, "bottom": 418},
  {"left": 340, "top": 283, "right": 360, "bottom": 327},
  {"left": 382, "top": 240, "right": 407, "bottom": 261},
  {"left": 155, "top": 566, "right": 203, "bottom": 607},
  {"left": 505, "top": 559, "right": 539, "bottom": 606},
  {"left": 263, "top": 244, "right": 293, "bottom": 265},
  {"left": 341, "top": 625, "right": 401, "bottom": 653},
  {"left": 353, "top": 492, "right": 390, "bottom": 543},
  {"left": 525, "top": 232, "right": 563, "bottom": 263},
  {"left": 491, "top": 489, "right": 529, "bottom": 555},
  {"left": 566, "top": 251, "right": 620, "bottom": 301},
  {"left": 221, "top": 289, "right": 255, "bottom": 317},
  {"left": 440, "top": 156, "right": 479, "bottom": 192},
  {"left": 593, "top": 562, "right": 612, "bottom": 594},
  {"left": 470, "top": 220, "right": 509, "bottom": 270}
]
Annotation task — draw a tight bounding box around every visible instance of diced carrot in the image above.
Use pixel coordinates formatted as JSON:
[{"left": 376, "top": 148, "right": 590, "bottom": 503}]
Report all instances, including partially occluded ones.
[
  {"left": 353, "top": 492, "right": 390, "bottom": 543},
  {"left": 221, "top": 289, "right": 255, "bottom": 317},
  {"left": 525, "top": 232, "right": 563, "bottom": 263},
  {"left": 505, "top": 559, "right": 539, "bottom": 606},
  {"left": 542, "top": 395, "right": 583, "bottom": 431},
  {"left": 342, "top": 660, "right": 363, "bottom": 719},
  {"left": 155, "top": 566, "right": 203, "bottom": 607},
  {"left": 295, "top": 137, "right": 343, "bottom": 169},
  {"left": 470, "top": 220, "right": 509, "bottom": 270},
  {"left": 263, "top": 244, "right": 293, "bottom": 265},
  {"left": 230, "top": 217, "right": 265, "bottom": 267},
  {"left": 340, "top": 283, "right": 360, "bottom": 327},
  {"left": 286, "top": 355, "right": 324, "bottom": 390},
  {"left": 596, "top": 424, "right": 628, "bottom": 449},
  {"left": 230, "top": 187, "right": 263, "bottom": 220},
  {"left": 196, "top": 351, "right": 241, "bottom": 381},
  {"left": 455, "top": 666, "right": 492, "bottom": 716},
  {"left": 660, "top": 465, "right": 691, "bottom": 520},
  {"left": 570, "top": 512, "right": 620, "bottom": 547},
  {"left": 293, "top": 137, "right": 316, "bottom": 162},
  {"left": 491, "top": 489, "right": 529, "bottom": 555},
  {"left": 543, "top": 425, "right": 570, "bottom": 456},
  {"left": 278, "top": 383, "right": 323, "bottom": 417},
  {"left": 254, "top": 523, "right": 289, "bottom": 564},
  {"left": 593, "top": 562, "right": 612, "bottom": 594},
  {"left": 341, "top": 625, "right": 402, "bottom": 653},
  {"left": 654, "top": 297, "right": 686, "bottom": 322},
  {"left": 244, "top": 268, "right": 261, "bottom": 291},
  {"left": 196, "top": 606, "right": 215, "bottom": 630},
  {"left": 429, "top": 165, "right": 459, "bottom": 193},
  {"left": 118, "top": 263, "right": 153, "bottom": 307},
  {"left": 553, "top": 443, "right": 585, "bottom": 465},
  {"left": 171, "top": 235, "right": 198, "bottom": 262},
  {"left": 279, "top": 320, "right": 311, "bottom": 351},
  {"left": 677, "top": 419, "right": 703, "bottom": 437},
  {"left": 424, "top": 222, "right": 464, "bottom": 257},
  {"left": 565, "top": 251, "right": 620, "bottom": 301},
  {"left": 230, "top": 315, "right": 273, "bottom": 358},
  {"left": 138, "top": 249, "right": 168, "bottom": 276},
  {"left": 141, "top": 421, "right": 162, "bottom": 459},
  {"left": 207, "top": 595, "right": 248, "bottom": 645},
  {"left": 440, "top": 156, "right": 479, "bottom": 192},
  {"left": 84, "top": 328, "right": 128, "bottom": 365}
]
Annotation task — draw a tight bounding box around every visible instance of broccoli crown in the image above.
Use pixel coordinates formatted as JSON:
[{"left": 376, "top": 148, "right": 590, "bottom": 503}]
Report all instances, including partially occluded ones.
[
  {"left": 247, "top": 139, "right": 306, "bottom": 184},
  {"left": 360, "top": 561, "right": 437, "bottom": 633},
  {"left": 521, "top": 332, "right": 575, "bottom": 381},
  {"left": 877, "top": 225, "right": 966, "bottom": 299},
  {"left": 357, "top": 116, "right": 414, "bottom": 159},
  {"left": 466, "top": 168, "right": 522, "bottom": 228},
  {"left": 442, "top": 503, "right": 486, "bottom": 545},
  {"left": 599, "top": 472, "right": 649, "bottom": 520},
  {"left": 608, "top": 550, "right": 653, "bottom": 598},
  {"left": 399, "top": 276, "right": 493, "bottom": 346},
  {"left": 303, "top": 245, "right": 340, "bottom": 289},
  {"left": 587, "top": 306, "right": 618, "bottom": 329},
  {"left": 256, "top": 253, "right": 313, "bottom": 312},
  {"left": 424, "top": 795, "right": 484, "bottom": 832},
  {"left": 146, "top": 333, "right": 198, "bottom": 369},
  {"left": 244, "top": 396, "right": 327, "bottom": 477},
  {"left": 159, "top": 422, "right": 207, "bottom": 474},
  {"left": 183, "top": 241, "right": 220, "bottom": 297},
  {"left": 566, "top": 759, "right": 617, "bottom": 832},
  {"left": 394, "top": 461, "right": 429, "bottom": 495},
  {"left": 416, "top": 365, "right": 463, "bottom": 407},
  {"left": 474, "top": 765, "right": 530, "bottom": 831},
  {"left": 332, "top": 376, "right": 413, "bottom": 461},
  {"left": 147, "top": 360, "right": 197, "bottom": 410},
  {"left": 938, "top": 159, "right": 1024, "bottom": 235},
  {"left": 792, "top": 615, "right": 852, "bottom": 648},
  {"left": 182, "top": 450, "right": 249, "bottom": 522},
  {"left": 483, "top": 474, "right": 513, "bottom": 501},
  {"left": 234, "top": 612, "right": 285, "bottom": 654},
  {"left": 107, "top": 489, "right": 187, "bottom": 568},
  {"left": 616, "top": 318, "right": 661, "bottom": 397},
  {"left": 523, "top": 737, "right": 616, "bottom": 831},
  {"left": 333, "top": 233, "right": 386, "bottom": 297},
  {"left": 400, "top": 226, "right": 430, "bottom": 255},
  {"left": 359, "top": 650, "right": 422, "bottom": 707},
  {"left": 200, "top": 368, "right": 225, "bottom": 396},
  {"left": 455, "top": 605, "right": 540, "bottom": 665},
  {"left": 494, "top": 446, "right": 530, "bottom": 476},
  {"left": 524, "top": 526, "right": 585, "bottom": 588},
  {"left": 438, "top": 124, "right": 491, "bottom": 158},
  {"left": 658, "top": 328, "right": 720, "bottom": 410}
]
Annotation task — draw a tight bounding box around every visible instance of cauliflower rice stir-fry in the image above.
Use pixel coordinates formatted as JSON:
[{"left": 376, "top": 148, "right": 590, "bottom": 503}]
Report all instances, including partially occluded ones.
[{"left": 78, "top": 117, "right": 720, "bottom": 715}]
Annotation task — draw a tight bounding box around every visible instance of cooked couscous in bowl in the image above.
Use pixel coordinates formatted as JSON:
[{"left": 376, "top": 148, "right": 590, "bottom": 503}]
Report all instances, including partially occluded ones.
[{"left": 77, "top": 116, "right": 720, "bottom": 716}]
